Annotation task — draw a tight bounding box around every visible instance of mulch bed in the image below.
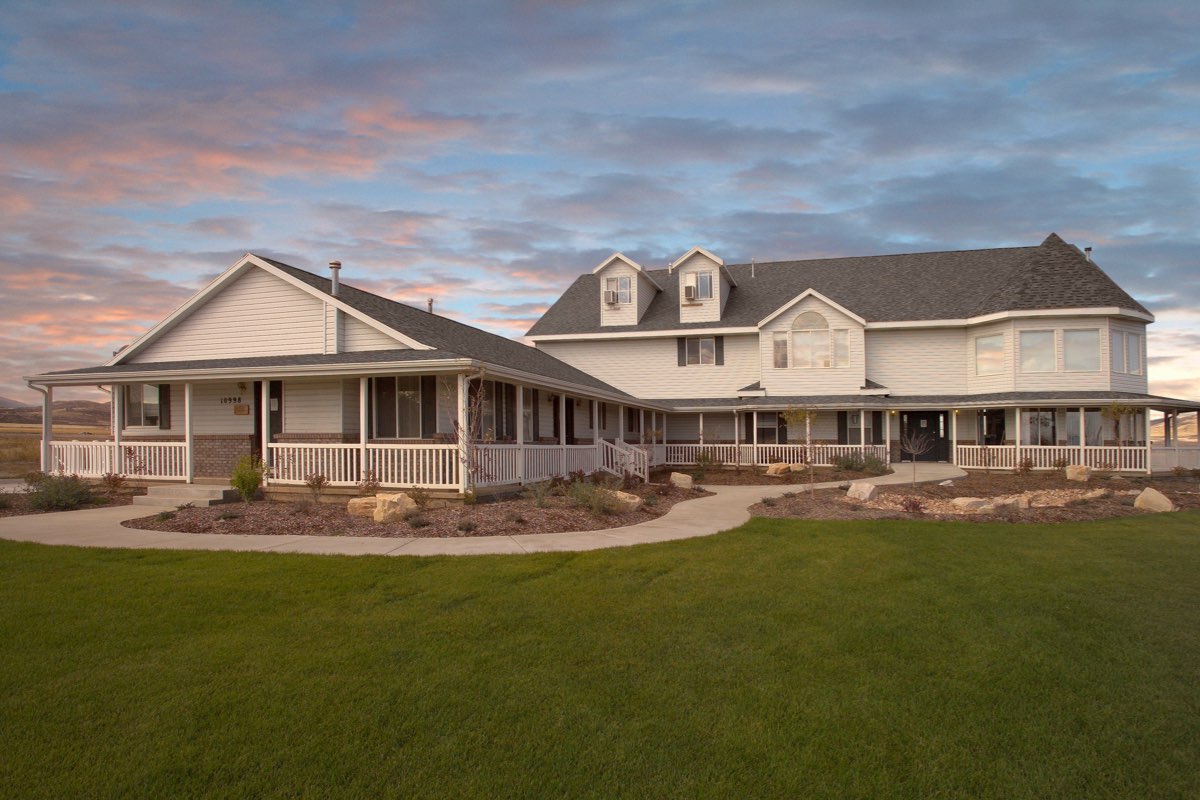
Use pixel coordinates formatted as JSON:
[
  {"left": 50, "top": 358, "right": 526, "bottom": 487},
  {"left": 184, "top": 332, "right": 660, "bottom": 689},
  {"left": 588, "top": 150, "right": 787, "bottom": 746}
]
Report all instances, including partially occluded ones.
[
  {"left": 0, "top": 488, "right": 143, "bottom": 519},
  {"left": 652, "top": 466, "right": 886, "bottom": 486},
  {"left": 751, "top": 472, "right": 1200, "bottom": 523},
  {"left": 123, "top": 482, "right": 712, "bottom": 539}
]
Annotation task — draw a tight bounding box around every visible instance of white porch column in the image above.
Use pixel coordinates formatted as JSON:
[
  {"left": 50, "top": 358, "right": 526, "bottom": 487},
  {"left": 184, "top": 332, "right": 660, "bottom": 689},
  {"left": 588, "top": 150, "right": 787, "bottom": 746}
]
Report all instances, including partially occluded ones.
[
  {"left": 457, "top": 374, "right": 468, "bottom": 493},
  {"left": 184, "top": 382, "right": 194, "bottom": 484},
  {"left": 40, "top": 385, "right": 52, "bottom": 472},
  {"left": 515, "top": 383, "right": 525, "bottom": 483},
  {"left": 733, "top": 411, "right": 740, "bottom": 468},
  {"left": 260, "top": 379, "right": 271, "bottom": 476},
  {"left": 359, "top": 377, "right": 369, "bottom": 481},
  {"left": 884, "top": 410, "right": 891, "bottom": 464},
  {"left": 591, "top": 399, "right": 599, "bottom": 442},
  {"left": 949, "top": 409, "right": 957, "bottom": 465},
  {"left": 559, "top": 394, "right": 567, "bottom": 476},
  {"left": 698, "top": 412, "right": 705, "bottom": 445},
  {"left": 1144, "top": 407, "right": 1152, "bottom": 474},
  {"left": 1079, "top": 406, "right": 1086, "bottom": 464},
  {"left": 113, "top": 384, "right": 124, "bottom": 474},
  {"left": 1015, "top": 406, "right": 1022, "bottom": 467},
  {"left": 751, "top": 411, "right": 758, "bottom": 466}
]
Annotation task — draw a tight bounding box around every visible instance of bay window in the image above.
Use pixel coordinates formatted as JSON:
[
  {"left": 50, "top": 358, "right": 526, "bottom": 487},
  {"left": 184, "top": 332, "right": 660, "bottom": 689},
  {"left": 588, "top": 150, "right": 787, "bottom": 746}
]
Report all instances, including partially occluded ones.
[
  {"left": 1111, "top": 330, "right": 1143, "bottom": 374},
  {"left": 1019, "top": 330, "right": 1055, "bottom": 373},
  {"left": 974, "top": 334, "right": 1004, "bottom": 376},
  {"left": 1063, "top": 329, "right": 1100, "bottom": 371}
]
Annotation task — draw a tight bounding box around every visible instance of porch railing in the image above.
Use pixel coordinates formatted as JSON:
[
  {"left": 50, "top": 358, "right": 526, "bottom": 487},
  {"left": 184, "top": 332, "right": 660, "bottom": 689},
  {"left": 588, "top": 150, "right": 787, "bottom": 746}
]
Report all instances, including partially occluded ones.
[
  {"left": 662, "top": 443, "right": 888, "bottom": 468},
  {"left": 955, "top": 444, "right": 1149, "bottom": 472},
  {"left": 49, "top": 441, "right": 188, "bottom": 480},
  {"left": 1151, "top": 446, "right": 1200, "bottom": 471},
  {"left": 267, "top": 443, "right": 460, "bottom": 489}
]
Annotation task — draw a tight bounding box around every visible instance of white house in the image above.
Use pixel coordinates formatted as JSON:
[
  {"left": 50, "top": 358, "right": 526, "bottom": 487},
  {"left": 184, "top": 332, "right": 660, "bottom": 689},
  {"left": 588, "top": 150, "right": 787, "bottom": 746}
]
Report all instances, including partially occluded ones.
[{"left": 25, "top": 234, "right": 1200, "bottom": 495}]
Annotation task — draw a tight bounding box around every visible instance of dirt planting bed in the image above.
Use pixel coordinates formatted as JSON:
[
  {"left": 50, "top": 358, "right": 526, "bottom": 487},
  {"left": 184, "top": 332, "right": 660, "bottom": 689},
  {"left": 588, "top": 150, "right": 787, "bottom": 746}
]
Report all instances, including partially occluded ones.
[
  {"left": 751, "top": 472, "right": 1200, "bottom": 523},
  {"left": 124, "top": 481, "right": 711, "bottom": 539},
  {"left": 651, "top": 466, "right": 888, "bottom": 486}
]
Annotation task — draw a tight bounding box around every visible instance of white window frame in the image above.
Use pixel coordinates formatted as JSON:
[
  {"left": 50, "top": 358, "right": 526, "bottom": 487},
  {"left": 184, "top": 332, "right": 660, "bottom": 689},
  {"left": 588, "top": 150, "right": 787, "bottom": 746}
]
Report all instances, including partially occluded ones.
[
  {"left": 372, "top": 376, "right": 421, "bottom": 439},
  {"left": 1125, "top": 332, "right": 1142, "bottom": 375},
  {"left": 685, "top": 336, "right": 716, "bottom": 366},
  {"left": 772, "top": 332, "right": 789, "bottom": 369},
  {"left": 1018, "top": 330, "right": 1056, "bottom": 374},
  {"left": 605, "top": 276, "right": 631, "bottom": 305},
  {"left": 124, "top": 383, "right": 163, "bottom": 429},
  {"left": 974, "top": 334, "right": 1005, "bottom": 376},
  {"left": 694, "top": 272, "right": 713, "bottom": 300},
  {"left": 1063, "top": 329, "right": 1100, "bottom": 372}
]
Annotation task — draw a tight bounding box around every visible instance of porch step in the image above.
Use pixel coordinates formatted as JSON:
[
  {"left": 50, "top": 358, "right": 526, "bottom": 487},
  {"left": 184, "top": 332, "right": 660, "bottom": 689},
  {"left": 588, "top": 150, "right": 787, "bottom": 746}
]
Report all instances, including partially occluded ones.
[{"left": 133, "top": 485, "right": 239, "bottom": 508}]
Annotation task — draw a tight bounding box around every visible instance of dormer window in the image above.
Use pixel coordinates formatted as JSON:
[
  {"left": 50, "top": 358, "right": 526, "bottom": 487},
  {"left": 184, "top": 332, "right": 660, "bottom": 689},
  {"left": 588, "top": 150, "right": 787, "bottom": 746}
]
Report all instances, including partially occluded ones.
[{"left": 605, "top": 276, "right": 631, "bottom": 305}]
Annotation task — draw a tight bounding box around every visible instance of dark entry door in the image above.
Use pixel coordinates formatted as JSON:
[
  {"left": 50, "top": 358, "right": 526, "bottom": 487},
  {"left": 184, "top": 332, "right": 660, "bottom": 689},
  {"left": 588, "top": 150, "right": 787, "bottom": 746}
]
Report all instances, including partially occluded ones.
[
  {"left": 901, "top": 410, "right": 950, "bottom": 462},
  {"left": 252, "top": 380, "right": 284, "bottom": 456}
]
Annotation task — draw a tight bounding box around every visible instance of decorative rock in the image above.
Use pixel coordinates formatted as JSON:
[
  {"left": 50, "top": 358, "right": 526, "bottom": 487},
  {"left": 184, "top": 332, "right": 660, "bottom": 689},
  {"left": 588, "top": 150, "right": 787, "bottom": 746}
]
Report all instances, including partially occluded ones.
[
  {"left": 765, "top": 462, "right": 791, "bottom": 476},
  {"left": 1082, "top": 488, "right": 1110, "bottom": 500},
  {"left": 950, "top": 497, "right": 989, "bottom": 511},
  {"left": 1065, "top": 465, "right": 1092, "bottom": 482},
  {"left": 837, "top": 482, "right": 851, "bottom": 490},
  {"left": 347, "top": 497, "right": 378, "bottom": 518},
  {"left": 788, "top": 463, "right": 807, "bottom": 473},
  {"left": 669, "top": 472, "right": 694, "bottom": 490},
  {"left": 373, "top": 492, "right": 418, "bottom": 523},
  {"left": 846, "top": 481, "right": 878, "bottom": 502},
  {"left": 992, "top": 497, "right": 1021, "bottom": 512},
  {"left": 612, "top": 490, "right": 643, "bottom": 512},
  {"left": 939, "top": 480, "right": 954, "bottom": 486},
  {"left": 1015, "top": 496, "right": 1031, "bottom": 510},
  {"left": 1134, "top": 487, "right": 1176, "bottom": 513}
]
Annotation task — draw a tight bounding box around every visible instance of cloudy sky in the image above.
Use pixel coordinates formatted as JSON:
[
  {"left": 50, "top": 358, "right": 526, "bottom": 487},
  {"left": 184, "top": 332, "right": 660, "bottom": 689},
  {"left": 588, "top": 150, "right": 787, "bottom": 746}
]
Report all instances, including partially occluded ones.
[{"left": 2, "top": 0, "right": 1197, "bottom": 403}]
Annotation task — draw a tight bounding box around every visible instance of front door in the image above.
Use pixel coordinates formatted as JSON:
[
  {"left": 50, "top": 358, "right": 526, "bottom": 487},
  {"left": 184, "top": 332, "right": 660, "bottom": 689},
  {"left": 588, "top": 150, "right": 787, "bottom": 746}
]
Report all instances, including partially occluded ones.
[
  {"left": 900, "top": 410, "right": 950, "bottom": 462},
  {"left": 251, "top": 380, "right": 284, "bottom": 457}
]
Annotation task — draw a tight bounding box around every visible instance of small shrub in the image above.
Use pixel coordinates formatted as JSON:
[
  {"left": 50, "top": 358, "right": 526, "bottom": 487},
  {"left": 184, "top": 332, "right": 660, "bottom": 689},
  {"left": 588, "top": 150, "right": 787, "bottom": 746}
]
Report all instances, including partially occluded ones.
[
  {"left": 1051, "top": 457, "right": 1071, "bottom": 470},
  {"left": 100, "top": 472, "right": 127, "bottom": 496},
  {"left": 900, "top": 496, "right": 925, "bottom": 513},
  {"left": 761, "top": 496, "right": 777, "bottom": 507},
  {"left": 523, "top": 480, "right": 553, "bottom": 508},
  {"left": 832, "top": 454, "right": 867, "bottom": 472},
  {"left": 463, "top": 491, "right": 477, "bottom": 506},
  {"left": 457, "top": 519, "right": 478, "bottom": 533},
  {"left": 155, "top": 510, "right": 176, "bottom": 522},
  {"left": 1014, "top": 457, "right": 1034, "bottom": 475},
  {"left": 567, "top": 469, "right": 587, "bottom": 485},
  {"left": 643, "top": 493, "right": 659, "bottom": 508},
  {"left": 406, "top": 486, "right": 431, "bottom": 508},
  {"left": 175, "top": 502, "right": 195, "bottom": 512},
  {"left": 305, "top": 473, "right": 329, "bottom": 502},
  {"left": 1172, "top": 466, "right": 1189, "bottom": 477},
  {"left": 621, "top": 472, "right": 642, "bottom": 492},
  {"left": 862, "top": 455, "right": 888, "bottom": 476},
  {"left": 567, "top": 481, "right": 619, "bottom": 515},
  {"left": 406, "top": 513, "right": 431, "bottom": 529},
  {"left": 356, "top": 470, "right": 381, "bottom": 496},
  {"left": 27, "top": 473, "right": 95, "bottom": 511},
  {"left": 22, "top": 471, "right": 48, "bottom": 491},
  {"left": 230, "top": 455, "right": 265, "bottom": 502}
]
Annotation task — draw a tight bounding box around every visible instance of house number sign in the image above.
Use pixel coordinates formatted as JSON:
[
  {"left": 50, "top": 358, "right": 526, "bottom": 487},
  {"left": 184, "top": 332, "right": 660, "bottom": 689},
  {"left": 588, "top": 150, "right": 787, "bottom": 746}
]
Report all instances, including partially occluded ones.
[{"left": 219, "top": 396, "right": 243, "bottom": 405}]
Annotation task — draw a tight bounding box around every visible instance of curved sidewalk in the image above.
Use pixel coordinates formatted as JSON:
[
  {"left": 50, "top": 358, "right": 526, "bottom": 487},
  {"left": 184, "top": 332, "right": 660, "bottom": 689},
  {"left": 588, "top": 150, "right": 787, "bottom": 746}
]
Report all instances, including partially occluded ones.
[{"left": 0, "top": 463, "right": 967, "bottom": 557}]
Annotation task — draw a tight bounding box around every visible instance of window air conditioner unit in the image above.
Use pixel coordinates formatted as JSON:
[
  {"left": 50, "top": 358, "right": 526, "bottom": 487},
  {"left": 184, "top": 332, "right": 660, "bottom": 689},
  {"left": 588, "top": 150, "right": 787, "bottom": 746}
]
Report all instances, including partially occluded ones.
[
  {"left": 604, "top": 290, "right": 618, "bottom": 305},
  {"left": 683, "top": 284, "right": 697, "bottom": 301}
]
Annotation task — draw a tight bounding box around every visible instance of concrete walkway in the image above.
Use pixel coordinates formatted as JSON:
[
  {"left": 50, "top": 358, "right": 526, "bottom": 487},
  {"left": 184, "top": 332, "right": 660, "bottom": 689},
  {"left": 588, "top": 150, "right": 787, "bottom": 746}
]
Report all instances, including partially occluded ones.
[{"left": 0, "top": 463, "right": 967, "bottom": 557}]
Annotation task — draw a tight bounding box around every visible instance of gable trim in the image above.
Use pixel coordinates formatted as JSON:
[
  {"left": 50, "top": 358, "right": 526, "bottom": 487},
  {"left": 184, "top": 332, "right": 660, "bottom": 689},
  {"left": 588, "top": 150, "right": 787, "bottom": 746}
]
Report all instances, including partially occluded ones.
[
  {"left": 670, "top": 246, "right": 738, "bottom": 287},
  {"left": 108, "top": 254, "right": 433, "bottom": 366},
  {"left": 591, "top": 252, "right": 664, "bottom": 291},
  {"left": 758, "top": 288, "right": 867, "bottom": 328}
]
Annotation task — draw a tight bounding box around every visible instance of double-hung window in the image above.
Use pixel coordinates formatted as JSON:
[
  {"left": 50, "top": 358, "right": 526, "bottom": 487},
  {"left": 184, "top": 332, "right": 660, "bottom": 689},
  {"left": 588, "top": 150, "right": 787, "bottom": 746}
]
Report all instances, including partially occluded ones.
[
  {"left": 695, "top": 272, "right": 713, "bottom": 300},
  {"left": 686, "top": 337, "right": 716, "bottom": 365},
  {"left": 1111, "top": 330, "right": 1142, "bottom": 374},
  {"left": 772, "top": 332, "right": 789, "bottom": 368},
  {"left": 974, "top": 334, "right": 1004, "bottom": 375},
  {"left": 1019, "top": 330, "right": 1055, "bottom": 373},
  {"left": 1063, "top": 329, "right": 1100, "bottom": 371},
  {"left": 373, "top": 376, "right": 421, "bottom": 438},
  {"left": 125, "top": 383, "right": 170, "bottom": 428},
  {"left": 605, "top": 276, "right": 631, "bottom": 304}
]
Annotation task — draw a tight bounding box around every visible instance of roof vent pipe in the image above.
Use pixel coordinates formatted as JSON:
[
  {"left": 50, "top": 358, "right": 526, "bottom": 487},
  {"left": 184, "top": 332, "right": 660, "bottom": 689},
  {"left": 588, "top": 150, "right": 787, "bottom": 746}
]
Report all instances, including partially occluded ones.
[
  {"left": 427, "top": 297, "right": 434, "bottom": 314},
  {"left": 328, "top": 260, "right": 342, "bottom": 296},
  {"left": 1084, "top": 247, "right": 1092, "bottom": 262}
]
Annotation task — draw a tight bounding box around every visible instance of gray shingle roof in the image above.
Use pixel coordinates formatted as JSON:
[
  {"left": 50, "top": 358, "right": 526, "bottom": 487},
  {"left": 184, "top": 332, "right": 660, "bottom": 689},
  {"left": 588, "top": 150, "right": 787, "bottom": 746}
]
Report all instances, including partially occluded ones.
[
  {"left": 45, "top": 349, "right": 458, "bottom": 376},
  {"left": 527, "top": 234, "right": 1149, "bottom": 336}
]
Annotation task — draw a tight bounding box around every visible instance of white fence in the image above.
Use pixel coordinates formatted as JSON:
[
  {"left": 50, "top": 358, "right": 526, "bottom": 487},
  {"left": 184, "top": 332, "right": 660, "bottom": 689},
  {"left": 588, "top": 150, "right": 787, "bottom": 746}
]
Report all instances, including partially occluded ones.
[
  {"left": 662, "top": 443, "right": 888, "bottom": 468},
  {"left": 49, "top": 441, "right": 188, "bottom": 480},
  {"left": 1150, "top": 446, "right": 1200, "bottom": 472},
  {"left": 956, "top": 445, "right": 1150, "bottom": 472},
  {"left": 265, "top": 443, "right": 461, "bottom": 489}
]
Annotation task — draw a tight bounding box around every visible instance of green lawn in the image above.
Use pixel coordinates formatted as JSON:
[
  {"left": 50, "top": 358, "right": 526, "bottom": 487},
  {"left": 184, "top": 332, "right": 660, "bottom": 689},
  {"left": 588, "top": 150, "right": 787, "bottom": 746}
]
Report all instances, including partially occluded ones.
[{"left": 2, "top": 515, "right": 1198, "bottom": 799}]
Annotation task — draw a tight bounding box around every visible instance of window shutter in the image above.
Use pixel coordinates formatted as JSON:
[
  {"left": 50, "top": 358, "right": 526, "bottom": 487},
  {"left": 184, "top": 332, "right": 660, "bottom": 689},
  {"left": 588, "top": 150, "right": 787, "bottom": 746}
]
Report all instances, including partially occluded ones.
[
  {"left": 677, "top": 338, "right": 687, "bottom": 366},
  {"left": 715, "top": 336, "right": 724, "bottom": 366},
  {"left": 420, "top": 377, "right": 437, "bottom": 439},
  {"left": 158, "top": 384, "right": 171, "bottom": 430},
  {"left": 837, "top": 411, "right": 848, "bottom": 445},
  {"left": 872, "top": 411, "right": 884, "bottom": 445}
]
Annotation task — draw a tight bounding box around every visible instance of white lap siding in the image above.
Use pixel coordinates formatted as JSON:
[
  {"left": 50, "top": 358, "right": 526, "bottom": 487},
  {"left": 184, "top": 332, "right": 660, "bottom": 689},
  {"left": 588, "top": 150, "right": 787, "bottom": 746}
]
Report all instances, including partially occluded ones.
[
  {"left": 759, "top": 296, "right": 865, "bottom": 395},
  {"left": 865, "top": 329, "right": 968, "bottom": 394},
  {"left": 282, "top": 379, "right": 345, "bottom": 434}
]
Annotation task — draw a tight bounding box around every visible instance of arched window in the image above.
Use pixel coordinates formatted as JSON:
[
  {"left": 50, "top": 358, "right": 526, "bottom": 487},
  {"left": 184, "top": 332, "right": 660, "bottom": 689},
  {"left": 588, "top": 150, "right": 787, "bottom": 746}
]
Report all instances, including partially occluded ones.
[{"left": 792, "top": 312, "right": 831, "bottom": 368}]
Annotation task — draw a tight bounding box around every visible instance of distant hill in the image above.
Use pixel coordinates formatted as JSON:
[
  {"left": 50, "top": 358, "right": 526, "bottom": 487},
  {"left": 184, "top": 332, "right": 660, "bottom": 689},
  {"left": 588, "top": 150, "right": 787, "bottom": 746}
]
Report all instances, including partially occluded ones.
[
  {"left": 1151, "top": 415, "right": 1198, "bottom": 441},
  {"left": 0, "top": 400, "right": 111, "bottom": 426},
  {"left": 0, "top": 396, "right": 32, "bottom": 409}
]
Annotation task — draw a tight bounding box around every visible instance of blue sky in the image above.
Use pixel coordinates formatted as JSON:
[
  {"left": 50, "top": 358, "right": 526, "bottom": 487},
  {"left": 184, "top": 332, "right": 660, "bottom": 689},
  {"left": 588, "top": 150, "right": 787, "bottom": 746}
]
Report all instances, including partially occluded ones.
[{"left": 1, "top": 0, "right": 1197, "bottom": 402}]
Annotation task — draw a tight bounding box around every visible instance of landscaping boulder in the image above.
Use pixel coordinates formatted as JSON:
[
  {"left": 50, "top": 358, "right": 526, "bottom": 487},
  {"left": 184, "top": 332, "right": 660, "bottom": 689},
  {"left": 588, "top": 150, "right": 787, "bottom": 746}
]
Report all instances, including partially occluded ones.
[
  {"left": 1065, "top": 465, "right": 1091, "bottom": 482},
  {"left": 788, "top": 463, "right": 807, "bottom": 473},
  {"left": 669, "top": 472, "right": 694, "bottom": 490},
  {"left": 612, "top": 490, "right": 643, "bottom": 513},
  {"left": 950, "top": 497, "right": 989, "bottom": 511},
  {"left": 846, "top": 481, "right": 877, "bottom": 502},
  {"left": 1134, "top": 487, "right": 1176, "bottom": 513},
  {"left": 1082, "top": 488, "right": 1111, "bottom": 500},
  {"left": 991, "top": 497, "right": 1022, "bottom": 512},
  {"left": 765, "top": 462, "right": 790, "bottom": 477},
  {"left": 347, "top": 496, "right": 378, "bottom": 518},
  {"left": 939, "top": 480, "right": 954, "bottom": 486},
  {"left": 373, "top": 492, "right": 418, "bottom": 523}
]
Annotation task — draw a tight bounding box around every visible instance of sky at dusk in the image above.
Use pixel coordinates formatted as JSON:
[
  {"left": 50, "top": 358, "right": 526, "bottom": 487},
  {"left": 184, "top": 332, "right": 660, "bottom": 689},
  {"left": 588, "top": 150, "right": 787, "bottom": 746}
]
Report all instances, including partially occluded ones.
[{"left": 1, "top": 0, "right": 1197, "bottom": 404}]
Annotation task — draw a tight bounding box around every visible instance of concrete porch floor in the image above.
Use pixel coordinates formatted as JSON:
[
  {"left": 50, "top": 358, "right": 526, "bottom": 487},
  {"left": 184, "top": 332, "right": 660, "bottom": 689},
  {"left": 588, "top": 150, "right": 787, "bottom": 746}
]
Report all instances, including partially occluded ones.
[{"left": 0, "top": 463, "right": 967, "bottom": 557}]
